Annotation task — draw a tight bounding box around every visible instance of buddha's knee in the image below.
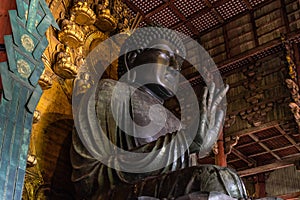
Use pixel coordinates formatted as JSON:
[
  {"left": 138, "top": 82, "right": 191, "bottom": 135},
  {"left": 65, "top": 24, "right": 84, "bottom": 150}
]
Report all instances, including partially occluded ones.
[{"left": 191, "top": 165, "right": 247, "bottom": 199}]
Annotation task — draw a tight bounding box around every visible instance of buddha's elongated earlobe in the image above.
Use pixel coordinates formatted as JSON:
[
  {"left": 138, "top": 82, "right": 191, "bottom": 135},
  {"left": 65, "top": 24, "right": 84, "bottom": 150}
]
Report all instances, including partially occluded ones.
[
  {"left": 124, "top": 51, "right": 137, "bottom": 83},
  {"left": 127, "top": 70, "right": 136, "bottom": 83}
]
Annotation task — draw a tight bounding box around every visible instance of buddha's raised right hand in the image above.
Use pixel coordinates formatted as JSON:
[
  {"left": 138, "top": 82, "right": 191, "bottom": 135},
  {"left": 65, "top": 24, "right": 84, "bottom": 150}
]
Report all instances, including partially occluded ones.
[{"left": 190, "top": 82, "right": 229, "bottom": 158}]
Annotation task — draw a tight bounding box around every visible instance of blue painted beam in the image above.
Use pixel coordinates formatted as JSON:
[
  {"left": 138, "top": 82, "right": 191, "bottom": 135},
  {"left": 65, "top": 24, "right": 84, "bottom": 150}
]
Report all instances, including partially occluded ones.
[{"left": 0, "top": 0, "right": 58, "bottom": 199}]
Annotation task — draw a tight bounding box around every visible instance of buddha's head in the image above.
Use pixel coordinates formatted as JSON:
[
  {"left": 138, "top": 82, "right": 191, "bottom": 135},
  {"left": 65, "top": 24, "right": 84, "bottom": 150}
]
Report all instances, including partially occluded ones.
[{"left": 118, "top": 27, "right": 186, "bottom": 101}]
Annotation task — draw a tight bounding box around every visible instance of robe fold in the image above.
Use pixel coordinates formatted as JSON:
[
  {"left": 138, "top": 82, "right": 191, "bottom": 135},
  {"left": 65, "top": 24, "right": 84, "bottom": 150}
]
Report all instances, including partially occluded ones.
[{"left": 71, "top": 79, "right": 247, "bottom": 200}]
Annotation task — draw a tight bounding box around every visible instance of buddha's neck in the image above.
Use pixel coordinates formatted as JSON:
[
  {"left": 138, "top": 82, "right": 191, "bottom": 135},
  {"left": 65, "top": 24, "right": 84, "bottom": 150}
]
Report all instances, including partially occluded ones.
[{"left": 132, "top": 83, "right": 164, "bottom": 104}]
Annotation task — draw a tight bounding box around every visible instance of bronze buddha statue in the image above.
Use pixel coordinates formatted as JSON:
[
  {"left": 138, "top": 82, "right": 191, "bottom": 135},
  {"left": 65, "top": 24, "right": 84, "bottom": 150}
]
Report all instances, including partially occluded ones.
[{"left": 71, "top": 27, "right": 248, "bottom": 200}]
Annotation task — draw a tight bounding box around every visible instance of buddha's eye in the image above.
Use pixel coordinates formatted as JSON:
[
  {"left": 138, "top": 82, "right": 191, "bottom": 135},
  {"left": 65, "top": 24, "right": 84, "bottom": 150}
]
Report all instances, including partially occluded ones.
[{"left": 159, "top": 51, "right": 171, "bottom": 60}]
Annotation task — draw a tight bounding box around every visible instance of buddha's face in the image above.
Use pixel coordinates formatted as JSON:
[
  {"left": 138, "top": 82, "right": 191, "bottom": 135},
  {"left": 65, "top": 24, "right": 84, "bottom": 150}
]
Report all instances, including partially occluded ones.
[{"left": 127, "top": 42, "right": 182, "bottom": 101}]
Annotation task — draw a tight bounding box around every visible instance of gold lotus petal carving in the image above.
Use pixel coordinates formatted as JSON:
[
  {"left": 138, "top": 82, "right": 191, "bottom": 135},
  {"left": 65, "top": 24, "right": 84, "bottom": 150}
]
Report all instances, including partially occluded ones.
[
  {"left": 95, "top": 9, "right": 117, "bottom": 32},
  {"left": 71, "top": 2, "right": 96, "bottom": 26},
  {"left": 84, "top": 31, "right": 108, "bottom": 52},
  {"left": 58, "top": 24, "right": 85, "bottom": 48}
]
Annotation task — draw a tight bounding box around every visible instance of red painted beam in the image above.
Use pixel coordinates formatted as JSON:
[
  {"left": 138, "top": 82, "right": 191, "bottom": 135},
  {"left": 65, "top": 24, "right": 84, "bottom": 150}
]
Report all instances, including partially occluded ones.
[
  {"left": 254, "top": 174, "right": 266, "bottom": 198},
  {"left": 0, "top": 52, "right": 7, "bottom": 62},
  {"left": 0, "top": 0, "right": 16, "bottom": 101},
  {"left": 0, "top": 73, "right": 2, "bottom": 102},
  {"left": 277, "top": 191, "right": 300, "bottom": 199},
  {"left": 215, "top": 131, "right": 227, "bottom": 167},
  {"left": 0, "top": 1, "right": 16, "bottom": 44}
]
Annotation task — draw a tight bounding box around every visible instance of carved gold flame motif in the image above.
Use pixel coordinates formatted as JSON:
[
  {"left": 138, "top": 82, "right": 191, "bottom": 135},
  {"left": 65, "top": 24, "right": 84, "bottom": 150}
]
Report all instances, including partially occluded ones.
[
  {"left": 53, "top": 0, "right": 135, "bottom": 80},
  {"left": 33, "top": 110, "right": 41, "bottom": 124},
  {"left": 38, "top": 73, "right": 53, "bottom": 90},
  {"left": 54, "top": 47, "right": 78, "bottom": 79},
  {"left": 24, "top": 1, "right": 139, "bottom": 198}
]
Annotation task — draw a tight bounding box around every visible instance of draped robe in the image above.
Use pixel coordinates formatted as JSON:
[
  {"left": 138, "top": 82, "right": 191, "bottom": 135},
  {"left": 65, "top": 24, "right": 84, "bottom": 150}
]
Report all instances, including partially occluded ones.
[{"left": 71, "top": 79, "right": 247, "bottom": 200}]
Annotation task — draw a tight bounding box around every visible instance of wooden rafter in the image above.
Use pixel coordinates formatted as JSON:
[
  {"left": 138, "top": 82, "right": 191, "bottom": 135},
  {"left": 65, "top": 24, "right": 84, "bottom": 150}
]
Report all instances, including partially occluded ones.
[
  {"left": 249, "top": 11, "right": 259, "bottom": 47},
  {"left": 202, "top": 0, "right": 224, "bottom": 23},
  {"left": 122, "top": 0, "right": 300, "bottom": 174},
  {"left": 238, "top": 156, "right": 299, "bottom": 177},
  {"left": 122, "top": 0, "right": 147, "bottom": 21},
  {"left": 223, "top": 22, "right": 230, "bottom": 59},
  {"left": 145, "top": 1, "right": 169, "bottom": 18},
  {"left": 168, "top": 1, "right": 200, "bottom": 36},
  {"left": 169, "top": 6, "right": 211, "bottom": 30},
  {"left": 280, "top": 0, "right": 291, "bottom": 33},
  {"left": 248, "top": 133, "right": 282, "bottom": 161},
  {"left": 228, "top": 145, "right": 297, "bottom": 163},
  {"left": 275, "top": 125, "right": 300, "bottom": 152},
  {"left": 243, "top": 0, "right": 253, "bottom": 10},
  {"left": 237, "top": 134, "right": 283, "bottom": 149},
  {"left": 231, "top": 148, "right": 257, "bottom": 167},
  {"left": 196, "top": 0, "right": 276, "bottom": 37},
  {"left": 248, "top": 144, "right": 300, "bottom": 158},
  {"left": 227, "top": 121, "right": 280, "bottom": 137},
  {"left": 277, "top": 192, "right": 300, "bottom": 200}
]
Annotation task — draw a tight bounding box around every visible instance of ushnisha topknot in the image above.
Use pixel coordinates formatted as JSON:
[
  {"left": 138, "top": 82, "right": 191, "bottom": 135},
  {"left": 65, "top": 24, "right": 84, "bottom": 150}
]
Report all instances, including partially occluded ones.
[{"left": 117, "top": 26, "right": 186, "bottom": 79}]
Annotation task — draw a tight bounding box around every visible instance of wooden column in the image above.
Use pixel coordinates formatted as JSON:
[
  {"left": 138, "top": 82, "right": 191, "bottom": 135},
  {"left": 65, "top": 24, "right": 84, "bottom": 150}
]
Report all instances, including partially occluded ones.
[
  {"left": 254, "top": 173, "right": 266, "bottom": 198},
  {"left": 215, "top": 130, "right": 227, "bottom": 167}
]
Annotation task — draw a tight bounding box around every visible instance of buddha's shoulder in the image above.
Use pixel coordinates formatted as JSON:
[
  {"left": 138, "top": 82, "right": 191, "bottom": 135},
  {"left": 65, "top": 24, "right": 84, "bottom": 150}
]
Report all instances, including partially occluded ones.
[
  {"left": 98, "top": 79, "right": 118, "bottom": 89},
  {"left": 97, "top": 79, "right": 131, "bottom": 97},
  {"left": 98, "top": 79, "right": 127, "bottom": 90}
]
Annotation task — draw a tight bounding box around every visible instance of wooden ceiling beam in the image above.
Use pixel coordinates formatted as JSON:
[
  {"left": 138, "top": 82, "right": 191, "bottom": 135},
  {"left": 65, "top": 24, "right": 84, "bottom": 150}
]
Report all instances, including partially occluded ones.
[
  {"left": 227, "top": 158, "right": 240, "bottom": 163},
  {"left": 202, "top": 0, "right": 224, "bottom": 23},
  {"left": 236, "top": 134, "right": 284, "bottom": 149},
  {"left": 242, "top": 0, "right": 253, "bottom": 10},
  {"left": 170, "top": 6, "right": 211, "bottom": 30},
  {"left": 231, "top": 148, "right": 257, "bottom": 167},
  {"left": 227, "top": 95, "right": 287, "bottom": 117},
  {"left": 277, "top": 192, "right": 300, "bottom": 200},
  {"left": 248, "top": 144, "right": 300, "bottom": 158},
  {"left": 248, "top": 133, "right": 282, "bottom": 161},
  {"left": 122, "top": 0, "right": 146, "bottom": 18},
  {"left": 186, "top": 30, "right": 300, "bottom": 84},
  {"left": 169, "top": 2, "right": 185, "bottom": 21},
  {"left": 233, "top": 122, "right": 281, "bottom": 137},
  {"left": 223, "top": 23, "right": 230, "bottom": 59},
  {"left": 124, "top": 0, "right": 275, "bottom": 38},
  {"left": 238, "top": 156, "right": 299, "bottom": 177},
  {"left": 168, "top": 0, "right": 232, "bottom": 30},
  {"left": 144, "top": 1, "right": 169, "bottom": 18},
  {"left": 280, "top": 0, "right": 291, "bottom": 33},
  {"left": 168, "top": 2, "right": 200, "bottom": 36},
  {"left": 229, "top": 145, "right": 300, "bottom": 169},
  {"left": 249, "top": 10, "right": 259, "bottom": 48},
  {"left": 275, "top": 125, "right": 300, "bottom": 152},
  {"left": 196, "top": 0, "right": 275, "bottom": 38}
]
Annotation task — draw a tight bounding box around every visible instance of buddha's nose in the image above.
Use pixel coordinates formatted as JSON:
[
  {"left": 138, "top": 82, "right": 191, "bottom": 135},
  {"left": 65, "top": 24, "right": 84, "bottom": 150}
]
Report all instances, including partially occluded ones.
[{"left": 169, "top": 55, "right": 180, "bottom": 72}]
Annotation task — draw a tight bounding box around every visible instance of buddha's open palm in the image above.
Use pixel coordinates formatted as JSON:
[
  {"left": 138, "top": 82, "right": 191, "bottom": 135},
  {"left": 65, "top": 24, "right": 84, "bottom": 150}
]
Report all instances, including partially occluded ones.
[{"left": 195, "top": 82, "right": 229, "bottom": 158}]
